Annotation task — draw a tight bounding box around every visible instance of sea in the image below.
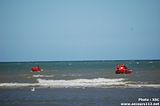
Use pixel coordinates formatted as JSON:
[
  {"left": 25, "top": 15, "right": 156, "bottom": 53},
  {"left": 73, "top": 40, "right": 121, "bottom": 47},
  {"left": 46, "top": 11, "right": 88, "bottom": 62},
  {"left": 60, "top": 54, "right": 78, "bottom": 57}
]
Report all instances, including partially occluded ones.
[{"left": 0, "top": 60, "right": 160, "bottom": 106}]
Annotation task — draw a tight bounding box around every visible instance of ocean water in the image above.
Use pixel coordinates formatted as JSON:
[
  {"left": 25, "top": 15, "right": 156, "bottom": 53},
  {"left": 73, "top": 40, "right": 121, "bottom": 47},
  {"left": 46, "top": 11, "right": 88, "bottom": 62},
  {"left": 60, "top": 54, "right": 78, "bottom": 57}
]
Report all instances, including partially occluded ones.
[
  {"left": 0, "top": 60, "right": 160, "bottom": 86},
  {"left": 0, "top": 60, "right": 160, "bottom": 106}
]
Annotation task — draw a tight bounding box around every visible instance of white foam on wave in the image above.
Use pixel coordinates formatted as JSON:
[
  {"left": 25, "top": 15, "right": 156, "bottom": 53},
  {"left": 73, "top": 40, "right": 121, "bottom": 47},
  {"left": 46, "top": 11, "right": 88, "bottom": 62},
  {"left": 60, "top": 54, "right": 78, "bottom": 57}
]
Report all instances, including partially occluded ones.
[
  {"left": 0, "top": 78, "right": 160, "bottom": 88},
  {"left": 0, "top": 78, "right": 126, "bottom": 88},
  {"left": 32, "top": 74, "right": 54, "bottom": 78},
  {"left": 37, "top": 78, "right": 126, "bottom": 88},
  {"left": 62, "top": 74, "right": 82, "bottom": 77},
  {"left": 148, "top": 61, "right": 153, "bottom": 64},
  {"left": 0, "top": 83, "right": 39, "bottom": 87},
  {"left": 127, "top": 84, "right": 160, "bottom": 88}
]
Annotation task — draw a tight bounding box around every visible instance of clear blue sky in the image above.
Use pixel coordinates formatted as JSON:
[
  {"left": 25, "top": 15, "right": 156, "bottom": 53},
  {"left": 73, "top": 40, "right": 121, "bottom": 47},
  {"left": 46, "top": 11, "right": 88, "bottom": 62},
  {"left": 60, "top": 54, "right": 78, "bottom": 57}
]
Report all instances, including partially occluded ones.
[{"left": 0, "top": 0, "right": 160, "bottom": 62}]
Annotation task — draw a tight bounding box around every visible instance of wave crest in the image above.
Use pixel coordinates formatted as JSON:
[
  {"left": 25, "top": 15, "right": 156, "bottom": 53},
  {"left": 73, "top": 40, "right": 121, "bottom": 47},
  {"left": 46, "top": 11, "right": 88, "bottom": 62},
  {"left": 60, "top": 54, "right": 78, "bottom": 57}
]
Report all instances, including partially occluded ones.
[
  {"left": 32, "top": 74, "right": 54, "bottom": 78},
  {"left": 0, "top": 78, "right": 160, "bottom": 88},
  {"left": 37, "top": 78, "right": 126, "bottom": 88}
]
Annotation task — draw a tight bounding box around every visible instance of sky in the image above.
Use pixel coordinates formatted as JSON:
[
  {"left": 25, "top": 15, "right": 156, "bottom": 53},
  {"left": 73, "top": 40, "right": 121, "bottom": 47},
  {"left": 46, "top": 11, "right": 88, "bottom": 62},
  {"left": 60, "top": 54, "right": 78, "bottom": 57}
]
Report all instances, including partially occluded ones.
[{"left": 0, "top": 0, "right": 160, "bottom": 62}]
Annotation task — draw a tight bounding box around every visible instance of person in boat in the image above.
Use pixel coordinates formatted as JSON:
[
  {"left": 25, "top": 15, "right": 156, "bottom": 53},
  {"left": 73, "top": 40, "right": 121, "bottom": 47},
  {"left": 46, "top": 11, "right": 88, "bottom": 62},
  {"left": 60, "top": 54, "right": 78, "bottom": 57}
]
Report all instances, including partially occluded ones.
[
  {"left": 120, "top": 64, "right": 128, "bottom": 70},
  {"left": 37, "top": 65, "right": 41, "bottom": 71},
  {"left": 116, "top": 64, "right": 119, "bottom": 70}
]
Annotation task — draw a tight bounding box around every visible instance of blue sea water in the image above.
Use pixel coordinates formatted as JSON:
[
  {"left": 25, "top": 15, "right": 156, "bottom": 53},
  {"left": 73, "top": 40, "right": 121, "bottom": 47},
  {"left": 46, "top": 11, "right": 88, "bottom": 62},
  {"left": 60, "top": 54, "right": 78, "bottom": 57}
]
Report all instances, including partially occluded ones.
[
  {"left": 0, "top": 88, "right": 160, "bottom": 106},
  {"left": 0, "top": 60, "right": 160, "bottom": 106},
  {"left": 0, "top": 60, "right": 160, "bottom": 84}
]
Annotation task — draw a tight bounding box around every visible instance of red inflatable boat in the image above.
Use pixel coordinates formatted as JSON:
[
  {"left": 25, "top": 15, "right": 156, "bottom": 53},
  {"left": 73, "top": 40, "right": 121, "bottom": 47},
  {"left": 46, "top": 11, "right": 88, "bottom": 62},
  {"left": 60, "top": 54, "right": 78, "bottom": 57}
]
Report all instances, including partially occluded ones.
[
  {"left": 31, "top": 66, "right": 42, "bottom": 72},
  {"left": 116, "top": 64, "right": 132, "bottom": 74}
]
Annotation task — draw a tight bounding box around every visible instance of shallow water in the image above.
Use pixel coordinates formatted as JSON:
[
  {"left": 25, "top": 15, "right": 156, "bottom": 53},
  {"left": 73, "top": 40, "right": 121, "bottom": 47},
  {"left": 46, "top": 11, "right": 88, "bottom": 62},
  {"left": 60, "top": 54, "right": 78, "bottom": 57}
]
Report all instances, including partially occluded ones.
[{"left": 0, "top": 88, "right": 159, "bottom": 106}]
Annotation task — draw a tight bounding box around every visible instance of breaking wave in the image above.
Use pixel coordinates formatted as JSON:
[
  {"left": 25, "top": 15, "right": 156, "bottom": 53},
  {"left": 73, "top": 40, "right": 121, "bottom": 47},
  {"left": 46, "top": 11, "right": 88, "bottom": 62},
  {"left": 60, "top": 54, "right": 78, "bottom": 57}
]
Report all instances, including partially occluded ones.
[
  {"left": 37, "top": 78, "right": 126, "bottom": 88},
  {"left": 0, "top": 78, "right": 160, "bottom": 88},
  {"left": 32, "top": 74, "right": 54, "bottom": 78}
]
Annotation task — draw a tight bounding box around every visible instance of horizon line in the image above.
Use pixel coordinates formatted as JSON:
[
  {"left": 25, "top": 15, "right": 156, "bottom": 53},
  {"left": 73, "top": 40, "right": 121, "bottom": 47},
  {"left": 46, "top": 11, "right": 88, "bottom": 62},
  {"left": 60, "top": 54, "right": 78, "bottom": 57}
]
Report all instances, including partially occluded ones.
[{"left": 0, "top": 59, "right": 160, "bottom": 63}]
